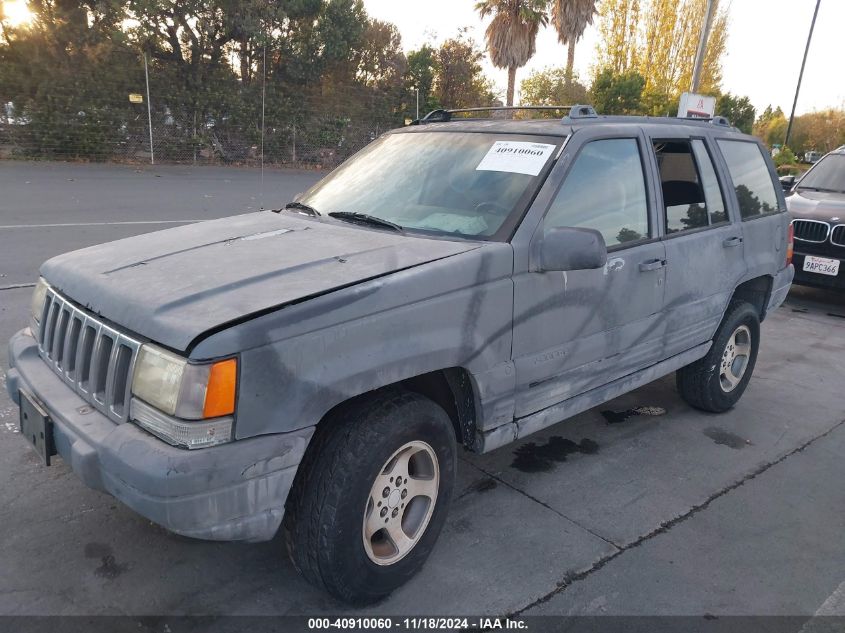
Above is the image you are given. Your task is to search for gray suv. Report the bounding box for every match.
[6,106,794,604]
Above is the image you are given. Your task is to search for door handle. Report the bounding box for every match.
[722,236,743,248]
[639,258,666,272]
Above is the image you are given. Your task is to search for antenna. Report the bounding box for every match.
[260,44,266,211]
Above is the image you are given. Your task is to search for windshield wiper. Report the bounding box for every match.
[279,201,321,216]
[797,186,844,193]
[328,212,403,232]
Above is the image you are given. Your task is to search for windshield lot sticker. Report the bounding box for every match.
[476,141,556,176]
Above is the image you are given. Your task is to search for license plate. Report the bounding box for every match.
[19,390,55,466]
[802,255,840,277]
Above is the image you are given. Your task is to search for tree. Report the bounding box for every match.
[754,105,788,148]
[716,93,755,134]
[355,19,407,90]
[435,32,496,108]
[590,68,645,114]
[593,0,728,113]
[520,66,587,106]
[594,0,641,74]
[405,45,440,117]
[0,0,415,163]
[475,0,548,106]
[549,0,597,93]
[790,109,845,155]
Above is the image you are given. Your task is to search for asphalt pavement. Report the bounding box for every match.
[0,162,843,622]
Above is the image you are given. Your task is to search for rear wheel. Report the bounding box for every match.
[676,301,761,413]
[283,389,456,605]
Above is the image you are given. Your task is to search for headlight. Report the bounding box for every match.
[130,344,237,448]
[30,277,49,333]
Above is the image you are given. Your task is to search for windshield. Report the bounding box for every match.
[297,131,561,240]
[798,154,845,193]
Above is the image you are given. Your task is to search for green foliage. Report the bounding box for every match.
[594,0,728,115]
[475,0,548,105]
[774,146,797,167]
[434,32,496,109]
[520,67,588,106]
[405,45,440,117]
[788,109,845,156]
[0,0,410,163]
[590,68,645,115]
[715,93,755,134]
[753,105,788,148]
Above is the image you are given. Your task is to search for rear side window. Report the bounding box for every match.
[717,140,779,219]
[653,139,727,234]
[544,138,649,247]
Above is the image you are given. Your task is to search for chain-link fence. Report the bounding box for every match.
[0,48,407,168]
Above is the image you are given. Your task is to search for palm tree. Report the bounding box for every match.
[476,0,548,107]
[550,0,598,93]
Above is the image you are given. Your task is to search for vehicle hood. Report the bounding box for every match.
[41,212,481,352]
[787,189,845,222]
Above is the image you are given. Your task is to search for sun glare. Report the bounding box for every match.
[2,0,34,28]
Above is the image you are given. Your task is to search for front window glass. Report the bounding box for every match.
[297,132,560,239]
[717,140,779,218]
[797,154,845,193]
[544,138,649,247]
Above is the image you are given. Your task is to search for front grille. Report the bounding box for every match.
[831,225,845,248]
[792,219,830,243]
[37,288,141,423]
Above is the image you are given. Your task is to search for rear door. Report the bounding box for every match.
[510,128,667,418]
[645,133,747,354]
[714,138,790,283]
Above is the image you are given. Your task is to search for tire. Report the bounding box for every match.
[282,388,456,605]
[676,301,761,413]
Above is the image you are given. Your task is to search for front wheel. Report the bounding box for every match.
[676,301,761,413]
[283,389,456,605]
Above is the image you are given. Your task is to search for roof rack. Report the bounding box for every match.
[414,104,597,124]
[672,115,734,128]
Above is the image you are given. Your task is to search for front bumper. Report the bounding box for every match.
[792,252,845,290]
[6,328,313,542]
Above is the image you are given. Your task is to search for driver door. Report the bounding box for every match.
[511,131,667,418]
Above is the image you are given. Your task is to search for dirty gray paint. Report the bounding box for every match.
[7,116,793,543]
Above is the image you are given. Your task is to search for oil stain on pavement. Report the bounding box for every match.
[703,426,752,449]
[458,476,498,499]
[511,437,599,473]
[84,542,129,579]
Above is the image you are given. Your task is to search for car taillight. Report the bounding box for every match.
[786,222,794,266]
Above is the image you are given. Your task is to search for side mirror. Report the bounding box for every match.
[536,227,608,272]
[779,175,796,192]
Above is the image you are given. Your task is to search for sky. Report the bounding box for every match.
[364,0,843,116]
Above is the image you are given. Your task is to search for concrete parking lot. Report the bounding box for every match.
[1,162,844,620]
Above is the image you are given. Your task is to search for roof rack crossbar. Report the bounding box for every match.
[417,104,594,124]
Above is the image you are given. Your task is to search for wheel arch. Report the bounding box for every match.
[311,367,480,451]
[729,275,774,321]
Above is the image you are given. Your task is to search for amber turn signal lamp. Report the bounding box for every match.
[786,223,794,266]
[203,358,238,418]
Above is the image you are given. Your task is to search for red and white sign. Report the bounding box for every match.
[677,92,716,119]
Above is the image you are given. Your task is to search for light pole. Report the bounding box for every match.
[143,53,154,165]
[691,0,716,92]
[415,87,420,120]
[785,0,821,148]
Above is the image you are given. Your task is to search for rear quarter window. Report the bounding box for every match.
[716,139,780,219]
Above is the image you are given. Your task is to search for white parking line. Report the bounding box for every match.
[0,220,203,229]
[814,581,845,616]
[798,581,845,633]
